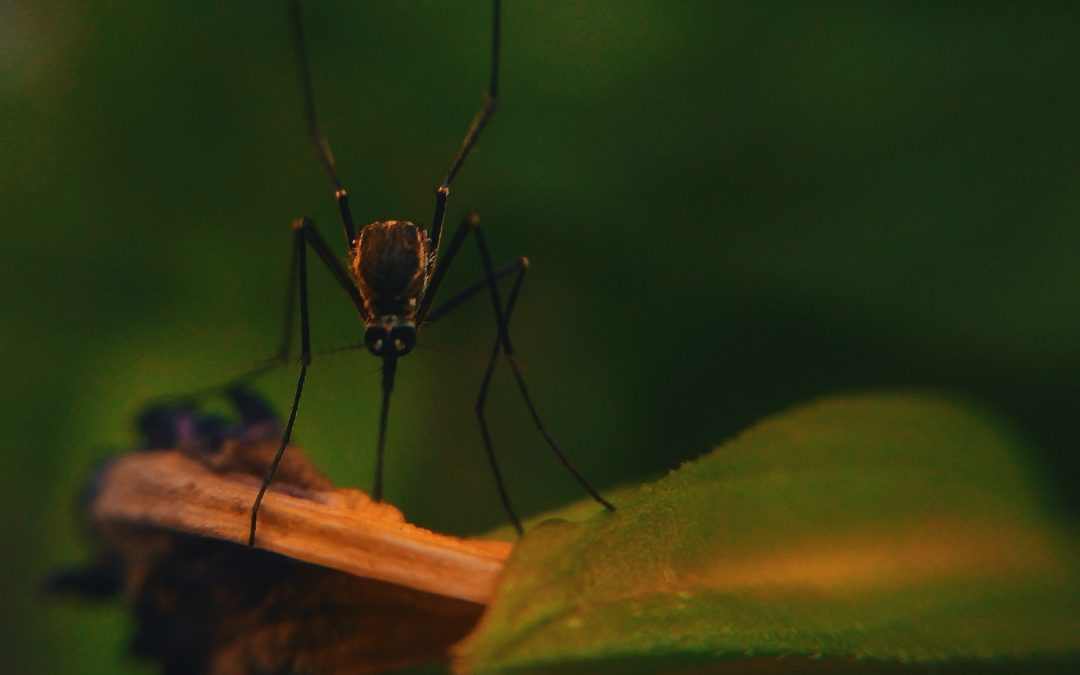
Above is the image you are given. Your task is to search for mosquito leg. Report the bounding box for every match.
[164,218,367,417]
[428,0,501,266]
[421,213,613,526]
[417,214,476,323]
[298,217,369,320]
[443,0,501,188]
[249,219,315,547]
[227,215,368,395]
[276,240,299,361]
[474,259,528,533]
[418,212,524,327]
[288,0,356,245]
[239,235,298,386]
[414,237,530,530]
[469,218,615,514]
[422,258,526,326]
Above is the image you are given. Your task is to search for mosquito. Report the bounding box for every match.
[245,0,614,546]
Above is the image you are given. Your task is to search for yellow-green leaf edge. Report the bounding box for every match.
[456,393,1080,673]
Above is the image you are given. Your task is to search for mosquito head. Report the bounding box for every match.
[364,315,416,357]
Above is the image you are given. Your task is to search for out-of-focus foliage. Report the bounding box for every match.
[3,2,1079,673]
[458,394,1080,673]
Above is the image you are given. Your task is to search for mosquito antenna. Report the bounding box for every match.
[372,352,398,502]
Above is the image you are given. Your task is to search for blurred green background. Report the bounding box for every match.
[3,1,1079,673]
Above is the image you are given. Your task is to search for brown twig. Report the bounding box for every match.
[92,448,512,604]
[60,431,514,674]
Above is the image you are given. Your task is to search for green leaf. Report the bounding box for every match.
[455,393,1080,673]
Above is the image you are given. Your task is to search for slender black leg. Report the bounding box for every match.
[470,220,615,514]
[298,218,369,320]
[289,0,356,245]
[421,252,529,530]
[474,259,528,533]
[249,219,315,547]
[428,0,502,268]
[422,258,526,326]
[152,218,354,406]
[444,0,501,188]
[241,239,300,378]
[225,218,367,393]
[221,240,300,387]
[418,213,523,326]
[419,214,614,530]
[336,190,357,247]
[277,240,299,361]
[417,214,477,324]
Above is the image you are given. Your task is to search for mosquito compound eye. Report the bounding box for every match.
[364,328,387,356]
[389,326,416,356]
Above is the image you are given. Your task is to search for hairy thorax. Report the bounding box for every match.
[351,220,430,317]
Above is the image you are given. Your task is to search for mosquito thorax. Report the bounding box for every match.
[364,315,417,357]
[351,220,430,317]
